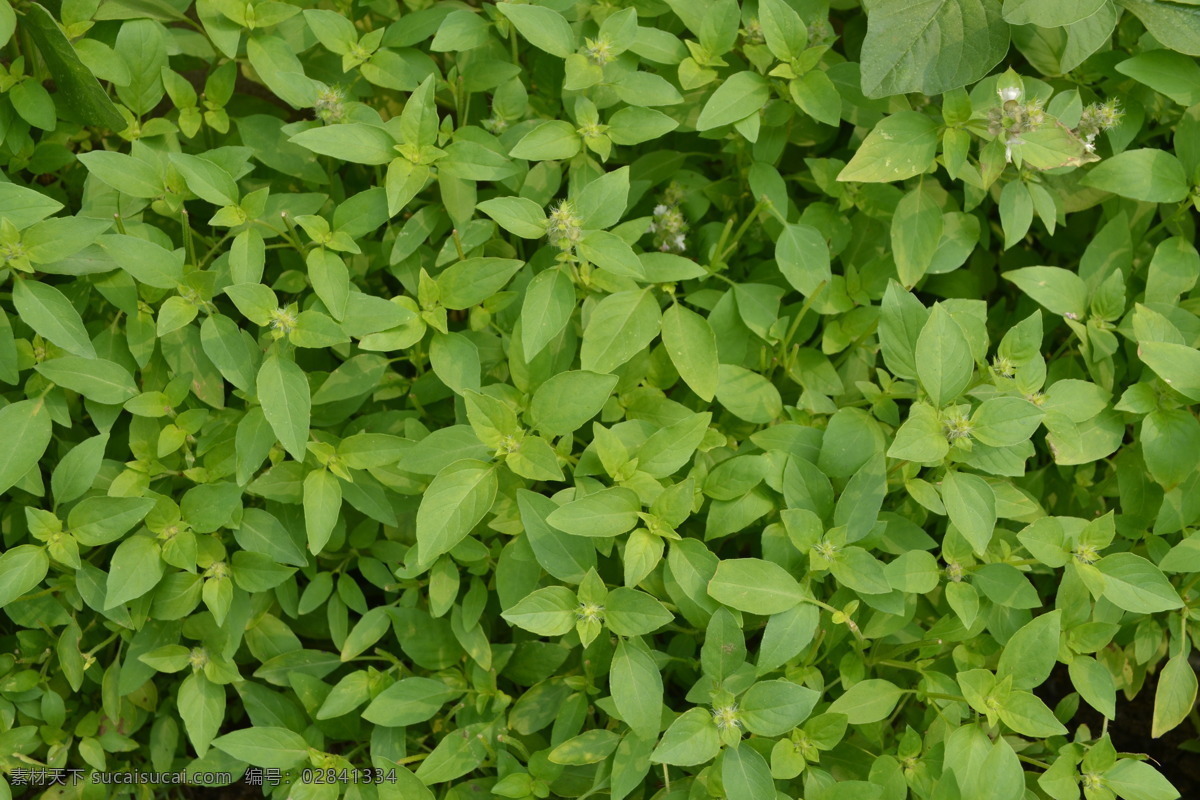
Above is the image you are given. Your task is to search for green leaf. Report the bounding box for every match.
[970,397,1044,447]
[1116,50,1200,107]
[610,638,663,740]
[521,268,576,361]
[547,487,641,537]
[416,460,498,564]
[828,679,904,724]
[495,2,575,57]
[739,680,819,736]
[0,400,53,496]
[1069,656,1116,719]
[0,545,50,607]
[69,496,154,546]
[838,112,940,183]
[715,365,782,424]
[580,289,662,374]
[605,587,674,636]
[860,0,1009,97]
[501,585,578,635]
[707,558,804,615]
[940,471,996,555]
[289,123,398,165]
[1003,266,1087,319]
[638,412,711,477]
[996,610,1060,690]
[661,303,719,402]
[104,535,163,608]
[518,490,596,583]
[477,197,547,238]
[211,727,311,769]
[438,258,524,310]
[303,469,342,555]
[776,223,832,296]
[0,182,62,228]
[509,121,581,160]
[1152,654,1197,738]
[575,167,630,230]
[256,355,311,462]
[696,71,770,130]
[916,304,974,407]
[1115,0,1200,58]
[178,673,224,757]
[1081,149,1190,203]
[1137,342,1200,402]
[650,707,720,766]
[609,106,679,145]
[549,730,622,765]
[1003,0,1104,26]
[530,370,618,437]
[1093,553,1183,613]
[168,153,239,206]
[887,403,949,462]
[1103,759,1181,800]
[21,3,125,129]
[879,281,929,380]
[998,691,1067,737]
[892,184,943,287]
[100,234,186,290]
[363,678,460,726]
[13,279,95,358]
[77,151,163,198]
[722,742,775,800]
[35,356,138,404]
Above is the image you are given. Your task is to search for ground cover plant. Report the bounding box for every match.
[0,0,1199,797]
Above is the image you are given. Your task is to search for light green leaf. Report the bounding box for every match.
[1152,655,1197,738]
[860,0,1009,97]
[696,71,770,130]
[916,304,974,407]
[0,545,50,607]
[828,679,904,724]
[416,460,498,564]
[1080,149,1190,203]
[940,471,996,554]
[838,112,940,183]
[1094,553,1183,613]
[707,558,804,615]
[211,727,311,769]
[661,303,718,402]
[611,638,663,740]
[0,400,53,496]
[495,2,575,57]
[580,289,662,374]
[13,279,95,358]
[256,355,311,461]
[776,223,831,296]
[35,356,138,404]
[547,487,641,537]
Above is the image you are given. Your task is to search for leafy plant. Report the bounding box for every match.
[0,0,1198,798]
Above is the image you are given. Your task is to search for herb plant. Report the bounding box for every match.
[0,0,1198,798]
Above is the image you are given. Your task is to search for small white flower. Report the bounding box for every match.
[998,86,1022,103]
[654,204,669,215]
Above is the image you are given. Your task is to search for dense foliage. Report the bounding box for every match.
[1,0,1199,798]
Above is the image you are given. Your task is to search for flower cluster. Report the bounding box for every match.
[546,200,583,252]
[987,86,1048,162]
[583,36,614,66]
[648,184,688,253]
[314,86,347,124]
[1076,100,1124,150]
